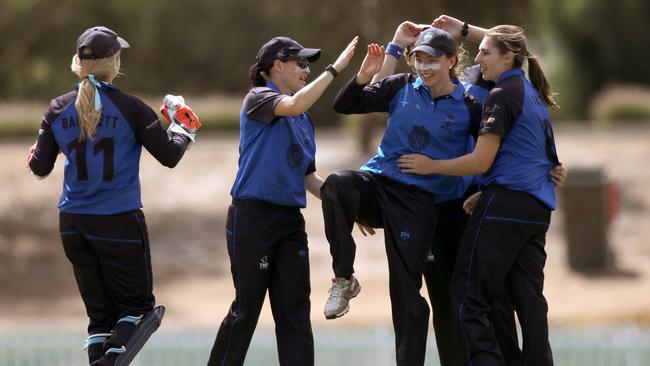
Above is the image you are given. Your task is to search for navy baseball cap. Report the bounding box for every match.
[256,37,321,70]
[77,26,129,60]
[412,28,456,57]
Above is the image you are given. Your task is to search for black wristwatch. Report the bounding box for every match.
[326,64,338,78]
[461,22,469,38]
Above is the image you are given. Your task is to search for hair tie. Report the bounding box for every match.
[87,74,103,111]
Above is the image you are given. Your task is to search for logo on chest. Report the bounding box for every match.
[408,125,430,152]
[287,143,304,169]
[441,113,455,133]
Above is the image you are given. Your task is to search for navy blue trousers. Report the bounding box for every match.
[426,195,522,366]
[208,199,313,366]
[60,210,155,335]
[452,185,553,366]
[321,170,436,366]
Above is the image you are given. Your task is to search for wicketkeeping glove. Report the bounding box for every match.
[160,94,201,142]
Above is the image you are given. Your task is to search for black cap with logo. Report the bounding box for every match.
[256,37,321,70]
[77,26,130,60]
[411,28,456,57]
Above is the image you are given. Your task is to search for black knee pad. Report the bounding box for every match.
[114,305,165,366]
[91,306,165,366]
[84,333,111,365]
[104,315,142,350]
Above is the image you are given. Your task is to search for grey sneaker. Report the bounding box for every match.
[324,276,361,319]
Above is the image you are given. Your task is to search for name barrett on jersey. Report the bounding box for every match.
[61,113,120,129]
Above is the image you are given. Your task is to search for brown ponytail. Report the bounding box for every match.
[486,25,558,109]
[526,55,557,108]
[249,63,267,87]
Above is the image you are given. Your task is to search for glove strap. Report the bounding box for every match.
[168,122,196,142]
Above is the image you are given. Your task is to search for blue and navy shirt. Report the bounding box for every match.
[29,83,190,215]
[334,73,482,203]
[230,81,317,208]
[460,65,496,188]
[479,68,560,209]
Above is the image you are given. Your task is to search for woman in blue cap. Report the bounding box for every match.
[324,26,480,366]
[366,19,566,365]
[27,26,199,365]
[399,17,561,366]
[207,35,358,366]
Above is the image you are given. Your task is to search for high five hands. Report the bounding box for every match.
[355,44,385,85]
[332,36,360,75]
[392,21,425,48]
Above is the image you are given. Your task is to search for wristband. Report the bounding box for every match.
[461,22,469,38]
[385,42,404,60]
[326,64,338,78]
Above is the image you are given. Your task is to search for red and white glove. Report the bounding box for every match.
[160,95,201,141]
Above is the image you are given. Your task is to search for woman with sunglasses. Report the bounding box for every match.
[399,16,561,366]
[207,35,358,366]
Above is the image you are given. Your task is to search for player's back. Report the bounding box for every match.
[48,86,145,214]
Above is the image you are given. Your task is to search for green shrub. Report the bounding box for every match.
[589,84,650,122]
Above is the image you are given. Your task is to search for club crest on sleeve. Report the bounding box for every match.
[483,104,501,115]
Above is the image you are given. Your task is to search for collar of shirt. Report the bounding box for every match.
[265,81,282,94]
[265,80,308,120]
[411,76,464,101]
[496,68,525,84]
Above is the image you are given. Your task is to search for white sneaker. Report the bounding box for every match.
[324,276,361,319]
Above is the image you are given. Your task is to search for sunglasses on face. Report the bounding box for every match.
[285,57,309,69]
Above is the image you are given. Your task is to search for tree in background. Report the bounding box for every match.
[534,0,650,118]
[6,0,647,121]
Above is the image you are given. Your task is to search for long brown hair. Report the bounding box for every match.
[485,25,558,109]
[249,62,268,87]
[70,47,121,141]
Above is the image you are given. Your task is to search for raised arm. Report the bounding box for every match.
[333,44,411,115]
[432,15,487,43]
[371,21,424,83]
[135,99,193,168]
[274,36,359,116]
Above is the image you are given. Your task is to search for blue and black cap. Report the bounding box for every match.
[412,28,456,57]
[77,26,129,60]
[256,37,321,70]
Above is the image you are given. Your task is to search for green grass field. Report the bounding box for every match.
[1,325,649,366]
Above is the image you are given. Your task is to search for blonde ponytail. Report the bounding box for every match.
[70,47,121,141]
